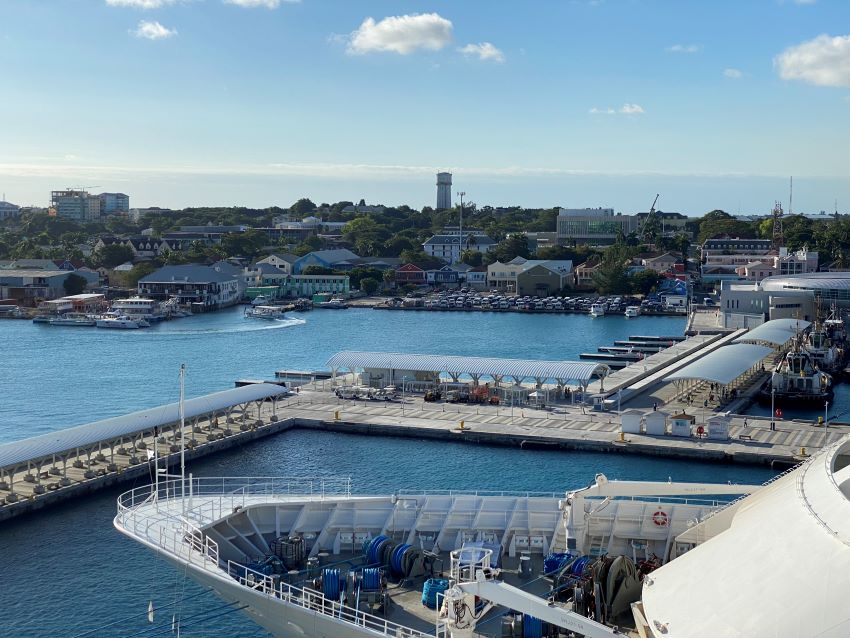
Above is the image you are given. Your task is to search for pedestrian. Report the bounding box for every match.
[703,399,708,408]
[653,402,657,411]
[743,418,748,428]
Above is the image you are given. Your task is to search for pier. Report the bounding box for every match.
[1,321,845,523]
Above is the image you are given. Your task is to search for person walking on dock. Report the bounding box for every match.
[653,402,657,411]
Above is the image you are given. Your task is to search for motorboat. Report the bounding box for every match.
[47,313,96,327]
[624,306,640,318]
[116,439,850,638]
[317,297,350,309]
[590,302,606,317]
[245,305,287,320]
[252,295,271,306]
[95,313,150,329]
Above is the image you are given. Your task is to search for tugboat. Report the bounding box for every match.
[802,319,844,372]
[762,335,832,404]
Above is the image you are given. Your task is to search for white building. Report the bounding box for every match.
[422,232,496,264]
[51,190,102,222]
[0,200,20,220]
[436,172,452,209]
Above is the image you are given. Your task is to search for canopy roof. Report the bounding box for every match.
[732,318,811,347]
[326,351,608,384]
[0,384,288,470]
[667,343,773,385]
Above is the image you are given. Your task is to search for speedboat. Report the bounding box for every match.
[252,295,271,306]
[317,297,350,309]
[245,305,287,320]
[624,306,640,318]
[590,302,606,317]
[115,437,850,638]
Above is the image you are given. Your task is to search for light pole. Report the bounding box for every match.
[617,388,622,416]
[770,387,776,431]
[457,191,466,265]
[402,376,409,416]
[825,400,829,430]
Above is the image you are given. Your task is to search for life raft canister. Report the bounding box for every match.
[652,510,669,527]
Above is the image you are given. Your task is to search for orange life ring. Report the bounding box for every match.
[652,510,669,526]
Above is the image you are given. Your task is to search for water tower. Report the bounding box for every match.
[436,172,452,210]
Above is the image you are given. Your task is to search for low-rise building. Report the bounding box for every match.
[0,269,99,304]
[395,264,426,286]
[719,279,816,327]
[487,257,573,294]
[257,253,298,274]
[292,249,361,274]
[642,253,679,273]
[137,264,241,310]
[574,260,602,289]
[701,237,772,258]
[422,232,496,264]
[0,200,20,220]
[277,275,350,298]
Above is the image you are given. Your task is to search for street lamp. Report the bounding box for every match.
[457,191,466,264]
[770,387,776,431]
[825,400,829,430]
[402,376,409,416]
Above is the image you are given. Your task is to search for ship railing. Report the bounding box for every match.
[226,561,433,638]
[395,489,564,499]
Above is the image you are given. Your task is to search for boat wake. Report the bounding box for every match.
[145,317,307,336]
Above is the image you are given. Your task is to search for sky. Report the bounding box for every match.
[1,0,849,215]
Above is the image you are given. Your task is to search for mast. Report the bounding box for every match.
[179,363,186,515]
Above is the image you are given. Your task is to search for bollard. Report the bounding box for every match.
[334,410,340,421]
[459,420,465,430]
[619,431,625,442]
[801,447,807,456]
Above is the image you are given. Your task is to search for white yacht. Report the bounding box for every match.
[590,302,606,317]
[624,306,640,318]
[252,295,272,307]
[245,305,287,320]
[95,313,150,329]
[111,297,164,321]
[116,440,850,638]
[317,297,350,309]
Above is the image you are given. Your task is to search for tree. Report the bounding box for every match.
[460,250,483,267]
[290,198,316,215]
[488,234,531,263]
[697,210,754,243]
[360,277,379,295]
[93,243,134,268]
[399,249,443,270]
[63,273,88,295]
[630,270,663,296]
[383,269,396,286]
[221,229,267,259]
[592,243,633,294]
[125,262,157,287]
[302,265,335,275]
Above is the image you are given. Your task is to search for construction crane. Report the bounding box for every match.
[637,193,660,244]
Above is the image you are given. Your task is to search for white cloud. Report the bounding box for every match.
[347,13,453,55]
[666,44,700,53]
[590,103,645,115]
[223,0,300,8]
[723,68,743,78]
[133,20,177,40]
[459,42,505,63]
[775,34,850,87]
[106,0,176,8]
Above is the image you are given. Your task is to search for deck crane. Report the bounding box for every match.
[637,193,660,245]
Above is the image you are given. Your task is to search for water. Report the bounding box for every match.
[0,309,777,637]
[0,308,687,442]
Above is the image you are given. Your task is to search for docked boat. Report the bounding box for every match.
[245,305,287,320]
[589,302,606,317]
[47,313,96,327]
[110,297,165,322]
[762,337,832,403]
[116,433,850,638]
[802,321,844,372]
[624,306,640,318]
[317,297,349,309]
[95,313,150,329]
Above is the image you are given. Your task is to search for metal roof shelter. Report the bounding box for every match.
[732,318,811,348]
[667,343,773,386]
[0,384,288,478]
[326,351,609,390]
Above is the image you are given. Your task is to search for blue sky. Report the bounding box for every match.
[1,0,848,215]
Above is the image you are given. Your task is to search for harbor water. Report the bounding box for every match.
[0,308,820,635]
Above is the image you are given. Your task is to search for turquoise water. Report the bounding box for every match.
[0,309,779,637]
[0,307,687,442]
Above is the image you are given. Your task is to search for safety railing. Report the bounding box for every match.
[226,561,433,638]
